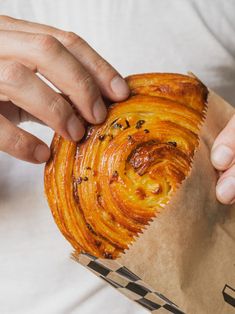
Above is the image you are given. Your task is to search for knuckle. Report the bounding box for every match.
[31,34,61,54]
[59,31,81,48]
[11,131,27,152]
[80,73,95,90]
[78,74,99,99]
[0,62,25,86]
[93,57,111,74]
[48,96,69,124]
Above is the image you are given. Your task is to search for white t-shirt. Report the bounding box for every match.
[0,1,234,313]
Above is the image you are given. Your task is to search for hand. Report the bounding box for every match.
[0,15,129,163]
[211,115,235,204]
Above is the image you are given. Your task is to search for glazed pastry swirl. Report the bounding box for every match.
[44,73,208,259]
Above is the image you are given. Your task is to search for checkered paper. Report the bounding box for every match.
[73,253,185,313]
[222,284,235,308]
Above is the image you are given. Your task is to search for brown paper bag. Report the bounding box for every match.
[74,90,235,314]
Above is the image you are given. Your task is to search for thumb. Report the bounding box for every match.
[211,114,235,171]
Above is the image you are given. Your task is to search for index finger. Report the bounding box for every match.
[0,15,130,101]
[0,29,106,125]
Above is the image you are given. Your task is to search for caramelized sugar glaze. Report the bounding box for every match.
[44,73,208,259]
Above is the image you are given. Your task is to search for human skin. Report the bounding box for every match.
[0,15,129,163]
[211,118,235,204]
[0,16,233,205]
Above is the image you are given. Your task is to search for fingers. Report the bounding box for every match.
[0,30,108,124]
[55,32,130,101]
[211,114,235,205]
[0,114,50,163]
[211,114,235,171]
[0,15,130,100]
[216,164,235,204]
[0,60,84,141]
[0,15,130,119]
[0,15,129,165]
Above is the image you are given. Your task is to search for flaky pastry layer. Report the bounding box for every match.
[44,73,208,259]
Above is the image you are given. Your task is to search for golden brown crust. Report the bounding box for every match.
[44,73,208,259]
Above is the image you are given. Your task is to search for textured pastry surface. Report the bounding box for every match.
[44,73,208,259]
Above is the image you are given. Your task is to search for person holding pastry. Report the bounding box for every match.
[0,1,234,313]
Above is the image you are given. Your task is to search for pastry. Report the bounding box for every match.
[44,73,208,259]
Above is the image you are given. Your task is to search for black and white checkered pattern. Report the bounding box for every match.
[73,252,185,313]
[222,284,235,308]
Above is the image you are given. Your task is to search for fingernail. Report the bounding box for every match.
[34,144,50,163]
[110,76,130,98]
[217,177,235,204]
[211,144,234,169]
[67,115,84,141]
[93,98,107,123]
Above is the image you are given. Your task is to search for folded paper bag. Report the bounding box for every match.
[116,90,235,313]
[45,74,235,313]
